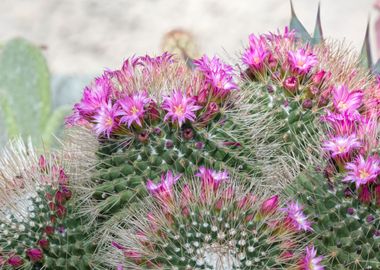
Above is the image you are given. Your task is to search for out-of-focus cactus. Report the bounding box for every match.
[0,139,95,270]
[0,38,71,147]
[102,168,322,270]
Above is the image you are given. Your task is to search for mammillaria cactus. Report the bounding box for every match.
[288,171,380,269]
[238,26,374,162]
[0,139,94,270]
[101,168,322,270]
[65,52,292,237]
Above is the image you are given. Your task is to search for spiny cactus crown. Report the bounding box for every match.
[0,140,95,270]
[103,168,323,270]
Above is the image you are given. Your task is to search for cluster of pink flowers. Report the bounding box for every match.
[322,84,380,205]
[67,53,237,138]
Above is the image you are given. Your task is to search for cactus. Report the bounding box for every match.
[0,139,95,270]
[101,168,322,270]
[0,38,71,147]
[287,171,380,269]
[65,52,293,234]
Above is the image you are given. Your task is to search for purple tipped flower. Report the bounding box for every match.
[146,171,181,204]
[194,55,237,98]
[322,134,361,158]
[117,92,151,127]
[332,85,363,114]
[287,48,318,75]
[281,201,312,232]
[242,34,268,71]
[196,166,229,190]
[299,246,324,270]
[343,155,380,189]
[93,101,120,138]
[260,195,279,215]
[162,90,201,126]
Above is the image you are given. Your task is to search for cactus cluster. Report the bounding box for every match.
[1,4,380,270]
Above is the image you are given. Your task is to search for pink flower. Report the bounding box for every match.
[7,255,24,267]
[26,248,44,262]
[359,185,372,204]
[287,48,318,75]
[343,155,380,189]
[93,101,120,138]
[72,75,111,120]
[332,85,363,114]
[281,201,312,232]
[194,55,237,98]
[322,134,361,158]
[242,34,268,71]
[117,92,151,127]
[321,110,360,136]
[162,90,201,126]
[299,246,324,270]
[196,166,229,191]
[283,76,298,92]
[146,171,181,203]
[260,195,279,215]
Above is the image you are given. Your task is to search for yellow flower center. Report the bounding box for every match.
[337,145,346,153]
[359,169,369,179]
[174,105,185,116]
[337,101,348,110]
[131,105,139,115]
[253,56,261,64]
[105,117,113,128]
[297,59,305,67]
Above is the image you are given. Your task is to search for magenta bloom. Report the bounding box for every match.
[343,155,380,189]
[322,134,361,158]
[242,34,268,71]
[321,110,360,136]
[117,92,151,127]
[162,90,201,126]
[332,85,363,114]
[93,101,120,138]
[260,195,279,214]
[26,248,44,262]
[7,255,24,267]
[299,246,324,270]
[74,75,111,119]
[146,171,181,202]
[196,166,229,191]
[194,55,237,98]
[281,201,312,232]
[287,48,318,75]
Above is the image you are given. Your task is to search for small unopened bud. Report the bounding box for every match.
[26,248,43,262]
[260,195,279,215]
[302,99,313,109]
[283,76,298,93]
[137,131,149,143]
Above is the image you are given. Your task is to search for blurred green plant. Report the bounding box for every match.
[0,38,71,148]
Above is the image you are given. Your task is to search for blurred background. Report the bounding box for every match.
[0,0,378,147]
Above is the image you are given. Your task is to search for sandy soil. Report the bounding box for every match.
[0,0,376,75]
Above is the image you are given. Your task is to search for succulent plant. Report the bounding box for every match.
[0,38,71,148]
[0,139,95,270]
[65,52,294,237]
[287,171,380,269]
[101,168,322,270]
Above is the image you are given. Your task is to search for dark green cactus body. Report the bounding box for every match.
[0,186,95,270]
[287,172,380,269]
[92,114,259,220]
[243,82,321,159]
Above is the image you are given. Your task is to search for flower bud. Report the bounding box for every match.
[260,195,279,215]
[7,255,24,267]
[283,76,298,93]
[26,248,43,262]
